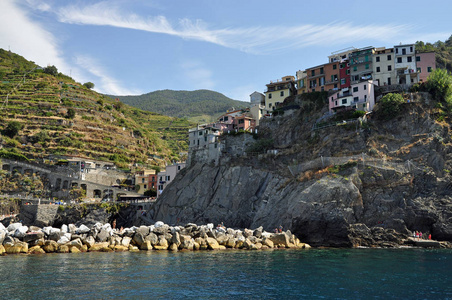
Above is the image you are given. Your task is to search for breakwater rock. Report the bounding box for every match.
[0,221,310,255]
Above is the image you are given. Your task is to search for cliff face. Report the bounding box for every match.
[151,94,452,247]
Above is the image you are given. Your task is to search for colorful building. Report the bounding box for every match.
[328,80,376,113]
[135,169,157,194]
[157,162,186,196]
[306,64,326,92]
[296,70,307,94]
[372,47,395,86]
[394,44,419,85]
[349,46,375,85]
[324,61,340,92]
[264,76,296,111]
[416,52,436,82]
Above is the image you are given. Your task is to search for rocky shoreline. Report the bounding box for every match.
[0,221,310,255]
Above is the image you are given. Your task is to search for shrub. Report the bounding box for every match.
[425,69,452,104]
[2,121,23,138]
[66,108,76,119]
[378,93,405,120]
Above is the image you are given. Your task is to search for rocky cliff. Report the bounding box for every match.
[150,93,452,247]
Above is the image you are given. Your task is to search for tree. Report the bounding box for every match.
[143,189,157,197]
[2,121,23,138]
[66,108,76,119]
[378,93,405,120]
[43,65,58,76]
[83,82,95,89]
[425,69,452,104]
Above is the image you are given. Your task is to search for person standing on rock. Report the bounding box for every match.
[279,225,283,233]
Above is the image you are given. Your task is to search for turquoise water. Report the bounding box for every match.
[1,248,451,299]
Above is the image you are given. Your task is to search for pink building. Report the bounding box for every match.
[329,80,376,113]
[416,52,436,82]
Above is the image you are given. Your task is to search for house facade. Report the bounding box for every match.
[135,169,157,194]
[324,61,340,92]
[157,162,185,196]
[296,70,308,94]
[188,124,221,150]
[373,47,395,86]
[306,64,326,92]
[264,76,295,111]
[394,44,419,85]
[328,80,376,112]
[416,52,436,82]
[350,46,375,85]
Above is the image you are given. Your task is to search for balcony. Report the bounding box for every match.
[325,78,339,85]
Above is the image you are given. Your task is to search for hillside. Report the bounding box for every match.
[110,89,249,123]
[0,49,194,167]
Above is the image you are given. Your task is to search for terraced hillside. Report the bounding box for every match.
[0,49,193,167]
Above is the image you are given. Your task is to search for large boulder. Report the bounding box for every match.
[14,226,29,239]
[136,226,150,237]
[43,240,59,253]
[5,241,28,254]
[96,229,109,243]
[206,237,221,250]
[77,224,90,234]
[7,223,22,233]
[121,237,132,248]
[269,233,291,248]
[0,244,5,255]
[23,232,45,243]
[89,242,110,252]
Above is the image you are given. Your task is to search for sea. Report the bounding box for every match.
[1,248,451,299]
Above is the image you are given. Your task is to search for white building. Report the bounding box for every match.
[157,162,186,196]
[394,44,419,85]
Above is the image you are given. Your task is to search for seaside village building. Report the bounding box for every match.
[264,76,296,112]
[157,162,186,197]
[134,169,157,194]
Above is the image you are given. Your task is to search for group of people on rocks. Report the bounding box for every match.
[414,231,432,240]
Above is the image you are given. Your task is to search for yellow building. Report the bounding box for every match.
[264,76,295,112]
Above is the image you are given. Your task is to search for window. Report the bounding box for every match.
[376,56,380,62]
[342,99,347,104]
[167,176,171,181]
[280,91,284,97]
[402,48,406,55]
[417,67,421,73]
[410,46,413,52]
[335,101,337,106]
[407,56,412,62]
[178,165,181,170]
[364,85,367,90]
[365,55,369,62]
[346,69,350,75]
[416,56,420,62]
[353,86,358,92]
[353,66,357,71]
[387,55,392,61]
[331,97,334,102]
[353,97,359,102]
[397,57,402,63]
[204,136,207,142]
[269,93,272,99]
[365,64,369,69]
[340,64,344,69]
[311,70,315,76]
[388,78,391,85]
[376,67,380,72]
[341,78,346,85]
[428,67,432,72]
[144,184,147,189]
[333,64,337,70]
[334,84,337,88]
[238,119,245,124]
[388,65,392,71]
[320,67,324,74]
[396,48,399,54]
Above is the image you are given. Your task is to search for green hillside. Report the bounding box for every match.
[110,89,250,123]
[0,49,194,168]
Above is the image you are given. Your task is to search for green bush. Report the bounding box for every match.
[378,93,405,120]
[425,69,452,104]
[2,121,23,138]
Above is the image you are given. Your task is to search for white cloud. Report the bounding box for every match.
[180,60,215,90]
[74,55,142,95]
[0,0,70,72]
[46,2,450,55]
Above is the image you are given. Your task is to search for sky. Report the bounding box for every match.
[0,0,450,101]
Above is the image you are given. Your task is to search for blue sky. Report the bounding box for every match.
[1,0,450,101]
